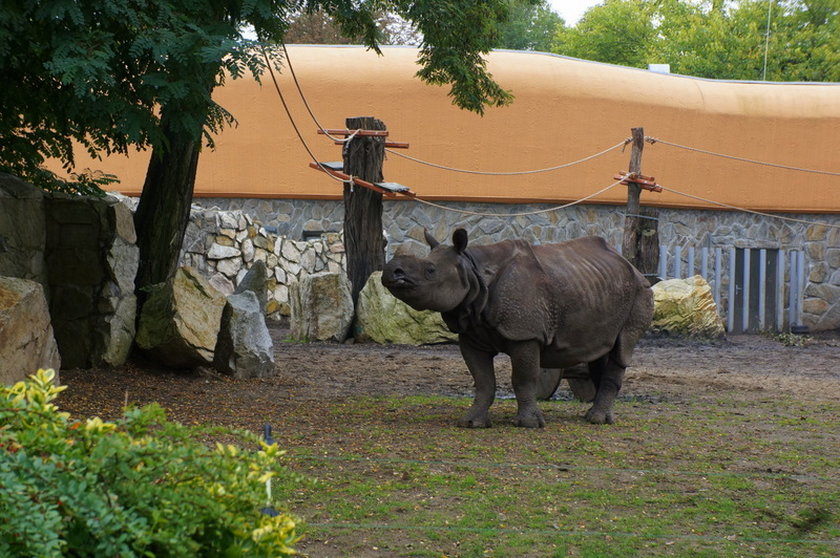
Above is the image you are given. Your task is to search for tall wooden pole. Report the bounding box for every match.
[622,127,659,282]
[342,116,386,310]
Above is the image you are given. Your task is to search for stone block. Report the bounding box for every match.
[97,294,136,367]
[651,276,725,338]
[0,277,61,384]
[0,173,47,285]
[213,291,275,378]
[217,257,243,277]
[208,243,241,260]
[289,272,353,342]
[234,260,268,313]
[108,199,137,243]
[136,267,226,368]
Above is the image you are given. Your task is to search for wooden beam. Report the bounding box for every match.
[317,128,389,137]
[332,140,409,148]
[308,162,396,197]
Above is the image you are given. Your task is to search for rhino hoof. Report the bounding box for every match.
[514,413,546,428]
[585,408,615,425]
[458,416,492,428]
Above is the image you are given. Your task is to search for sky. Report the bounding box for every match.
[549,0,601,26]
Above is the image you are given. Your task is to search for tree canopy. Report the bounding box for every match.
[552,0,840,81]
[1,0,531,292]
[494,0,564,52]
[0,0,518,191]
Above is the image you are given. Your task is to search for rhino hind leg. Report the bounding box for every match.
[585,353,625,425]
[584,290,652,424]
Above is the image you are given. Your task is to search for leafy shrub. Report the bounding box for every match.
[0,369,300,557]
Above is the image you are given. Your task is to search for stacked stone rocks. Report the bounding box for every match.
[0,175,137,371]
[181,207,345,318]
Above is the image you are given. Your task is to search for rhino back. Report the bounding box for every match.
[475,237,649,361]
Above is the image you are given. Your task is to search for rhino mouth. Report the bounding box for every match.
[382,274,415,290]
[382,264,417,290]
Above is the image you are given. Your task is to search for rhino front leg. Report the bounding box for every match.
[585,354,625,425]
[509,340,546,428]
[458,340,496,428]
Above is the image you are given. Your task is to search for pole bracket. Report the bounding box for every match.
[614,171,662,193]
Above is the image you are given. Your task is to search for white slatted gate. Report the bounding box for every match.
[652,246,806,333]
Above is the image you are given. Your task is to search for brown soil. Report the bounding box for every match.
[58,326,840,431]
[54,326,840,557]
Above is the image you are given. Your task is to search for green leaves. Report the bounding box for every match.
[551,1,840,82]
[0,369,301,557]
[2,0,520,192]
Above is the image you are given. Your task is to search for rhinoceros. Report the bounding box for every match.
[381,229,653,428]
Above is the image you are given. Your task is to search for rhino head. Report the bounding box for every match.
[382,228,480,315]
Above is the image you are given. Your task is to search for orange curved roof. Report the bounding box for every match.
[78,45,840,213]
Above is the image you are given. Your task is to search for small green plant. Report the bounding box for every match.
[767,331,812,347]
[0,369,300,557]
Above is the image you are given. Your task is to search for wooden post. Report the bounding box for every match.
[342,116,386,312]
[621,127,660,283]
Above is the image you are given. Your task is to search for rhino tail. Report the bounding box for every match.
[612,287,655,367]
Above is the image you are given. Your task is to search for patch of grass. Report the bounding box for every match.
[269,392,840,557]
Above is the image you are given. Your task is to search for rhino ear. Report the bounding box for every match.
[423,228,440,248]
[453,228,468,253]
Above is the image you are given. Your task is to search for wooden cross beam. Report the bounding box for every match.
[317,128,409,148]
[309,162,416,198]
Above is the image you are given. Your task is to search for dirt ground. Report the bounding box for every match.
[58,326,840,430]
[54,326,840,557]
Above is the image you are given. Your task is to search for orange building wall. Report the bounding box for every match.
[70,45,840,213]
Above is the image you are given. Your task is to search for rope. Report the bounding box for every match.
[282,42,629,175]
[269,45,840,228]
[280,43,362,144]
[261,47,345,184]
[657,184,840,229]
[384,140,628,176]
[411,179,625,217]
[648,136,840,177]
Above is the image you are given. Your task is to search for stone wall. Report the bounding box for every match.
[194,197,840,331]
[180,206,345,317]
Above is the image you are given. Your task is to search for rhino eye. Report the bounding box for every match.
[424,265,436,279]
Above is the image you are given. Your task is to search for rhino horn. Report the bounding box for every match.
[453,228,468,253]
[424,228,440,248]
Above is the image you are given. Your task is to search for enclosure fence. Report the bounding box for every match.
[650,245,807,333]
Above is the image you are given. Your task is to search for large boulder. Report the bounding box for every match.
[0,174,47,286]
[234,260,268,313]
[0,277,61,384]
[289,272,353,342]
[214,291,275,378]
[651,275,726,338]
[44,193,139,368]
[356,271,457,345]
[136,267,226,368]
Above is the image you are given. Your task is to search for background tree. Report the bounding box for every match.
[550,1,840,81]
[284,9,421,45]
[553,0,657,67]
[494,0,564,51]
[0,0,518,299]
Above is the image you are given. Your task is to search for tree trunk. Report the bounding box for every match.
[342,116,386,309]
[133,111,201,298]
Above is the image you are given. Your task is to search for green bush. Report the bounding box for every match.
[0,369,300,557]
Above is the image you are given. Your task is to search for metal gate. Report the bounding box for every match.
[655,246,806,333]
